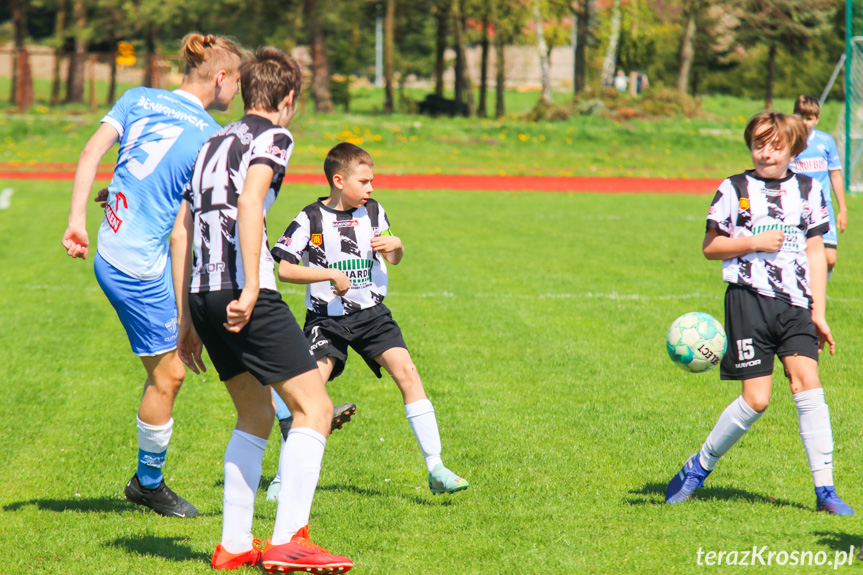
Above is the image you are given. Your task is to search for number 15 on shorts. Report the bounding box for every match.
[736,338,755,360]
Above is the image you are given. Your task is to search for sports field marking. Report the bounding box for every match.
[0,188,13,209]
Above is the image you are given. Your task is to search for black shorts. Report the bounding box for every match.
[189,289,317,385]
[719,284,819,381]
[304,303,407,381]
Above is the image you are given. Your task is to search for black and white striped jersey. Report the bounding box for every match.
[184,114,294,294]
[272,198,391,316]
[706,170,829,309]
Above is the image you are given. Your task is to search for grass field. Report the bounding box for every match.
[3,171,863,573]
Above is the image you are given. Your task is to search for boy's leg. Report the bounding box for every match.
[666,376,768,504]
[825,247,837,277]
[125,351,198,518]
[214,372,273,566]
[375,347,468,494]
[784,354,853,515]
[261,369,352,573]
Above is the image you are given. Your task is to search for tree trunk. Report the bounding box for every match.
[107,41,118,104]
[575,0,589,93]
[677,5,697,94]
[143,28,156,88]
[452,0,473,116]
[434,2,449,97]
[600,0,622,88]
[51,0,66,106]
[533,0,553,104]
[765,43,776,110]
[10,0,29,106]
[65,0,86,104]
[305,0,333,113]
[492,0,505,118]
[384,0,395,113]
[478,10,490,117]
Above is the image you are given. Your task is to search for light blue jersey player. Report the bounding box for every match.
[791,95,849,276]
[62,33,243,519]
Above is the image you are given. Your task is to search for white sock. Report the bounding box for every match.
[794,387,835,487]
[137,416,173,454]
[271,436,285,485]
[405,399,443,472]
[222,430,267,554]
[698,396,763,471]
[271,427,326,545]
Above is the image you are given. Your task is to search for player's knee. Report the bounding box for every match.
[826,250,837,267]
[743,393,770,413]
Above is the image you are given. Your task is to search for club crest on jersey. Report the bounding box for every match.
[739,198,749,210]
[333,220,359,228]
[311,234,323,246]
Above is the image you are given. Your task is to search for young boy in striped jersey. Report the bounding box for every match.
[270,142,469,496]
[790,94,848,279]
[665,112,853,515]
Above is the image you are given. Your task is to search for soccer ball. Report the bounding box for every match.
[666,312,727,373]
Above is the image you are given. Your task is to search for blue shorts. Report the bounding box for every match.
[823,202,838,248]
[94,252,178,356]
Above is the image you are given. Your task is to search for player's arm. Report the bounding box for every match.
[806,234,834,355]
[62,123,119,259]
[278,260,351,296]
[702,227,784,260]
[225,164,272,333]
[371,233,404,265]
[829,169,848,233]
[170,201,206,373]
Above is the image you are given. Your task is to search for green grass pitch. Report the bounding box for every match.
[2,176,863,573]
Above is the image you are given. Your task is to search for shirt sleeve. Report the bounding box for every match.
[249,129,293,176]
[826,135,842,171]
[271,211,310,264]
[101,88,136,138]
[705,178,735,237]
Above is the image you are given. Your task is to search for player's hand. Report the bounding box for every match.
[224,288,258,333]
[61,225,89,259]
[371,235,403,254]
[752,229,784,252]
[813,315,835,355]
[94,187,109,209]
[177,320,207,374]
[330,270,351,296]
[838,207,848,233]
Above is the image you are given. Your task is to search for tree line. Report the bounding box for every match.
[3,0,847,115]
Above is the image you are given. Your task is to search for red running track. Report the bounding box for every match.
[0,163,720,194]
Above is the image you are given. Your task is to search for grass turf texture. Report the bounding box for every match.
[2,177,863,574]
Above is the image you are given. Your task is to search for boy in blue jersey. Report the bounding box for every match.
[790,95,848,278]
[62,33,243,518]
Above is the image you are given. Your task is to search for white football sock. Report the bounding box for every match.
[698,396,763,471]
[271,427,326,545]
[794,387,834,487]
[271,436,285,485]
[222,429,267,554]
[137,416,173,454]
[405,399,443,472]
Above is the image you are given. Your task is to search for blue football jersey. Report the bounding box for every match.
[790,129,841,206]
[97,87,219,280]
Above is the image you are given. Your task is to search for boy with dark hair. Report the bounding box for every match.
[174,48,353,572]
[664,111,853,516]
[791,94,848,278]
[269,142,469,496]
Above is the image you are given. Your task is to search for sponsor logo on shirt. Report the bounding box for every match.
[311,233,323,246]
[266,144,287,160]
[793,158,828,172]
[333,220,359,228]
[330,258,374,287]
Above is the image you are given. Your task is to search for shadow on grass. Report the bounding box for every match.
[106,535,209,563]
[4,496,130,514]
[624,482,808,510]
[812,531,861,554]
[317,482,457,506]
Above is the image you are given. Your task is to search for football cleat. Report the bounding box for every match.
[124,474,199,518]
[666,452,711,504]
[211,539,263,570]
[815,486,855,516]
[266,478,281,503]
[428,464,469,494]
[279,403,357,439]
[260,526,353,574]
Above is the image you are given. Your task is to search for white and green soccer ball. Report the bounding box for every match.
[666,312,727,373]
